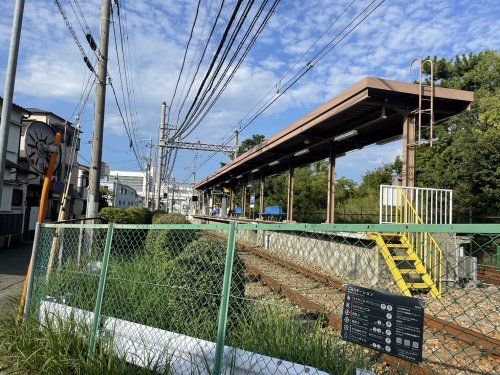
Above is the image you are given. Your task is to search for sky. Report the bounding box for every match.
[1,0,499,186]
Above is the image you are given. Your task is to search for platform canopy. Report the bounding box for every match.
[195,77,473,191]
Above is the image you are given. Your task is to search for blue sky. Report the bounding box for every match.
[1,0,499,186]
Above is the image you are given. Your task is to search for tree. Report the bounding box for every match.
[220,134,266,168]
[238,134,265,155]
[417,50,499,221]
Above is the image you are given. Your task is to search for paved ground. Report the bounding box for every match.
[0,242,32,318]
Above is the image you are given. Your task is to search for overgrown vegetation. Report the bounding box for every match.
[144,212,195,257]
[228,304,378,374]
[0,314,159,374]
[98,207,153,224]
[22,223,379,374]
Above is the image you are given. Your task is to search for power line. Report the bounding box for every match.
[174,0,226,125]
[167,0,202,125]
[180,0,280,139]
[182,0,387,184]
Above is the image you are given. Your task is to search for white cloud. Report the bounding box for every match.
[0,0,498,178]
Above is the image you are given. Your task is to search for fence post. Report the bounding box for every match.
[21,222,42,317]
[213,221,238,374]
[87,222,114,361]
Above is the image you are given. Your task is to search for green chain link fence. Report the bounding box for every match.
[25,222,499,374]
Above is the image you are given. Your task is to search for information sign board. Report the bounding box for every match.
[341,285,425,364]
[249,194,255,208]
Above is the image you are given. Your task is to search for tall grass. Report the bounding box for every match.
[0,313,160,374]
[229,304,378,374]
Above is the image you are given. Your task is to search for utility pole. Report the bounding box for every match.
[155,102,167,210]
[86,0,112,218]
[57,119,81,221]
[0,0,24,206]
[170,177,176,213]
[144,133,153,209]
[233,130,239,159]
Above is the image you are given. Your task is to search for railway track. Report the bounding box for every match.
[478,265,500,286]
[233,240,500,375]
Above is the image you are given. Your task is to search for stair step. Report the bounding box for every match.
[380,233,402,238]
[407,283,430,289]
[392,255,417,261]
[399,269,420,275]
[386,243,408,248]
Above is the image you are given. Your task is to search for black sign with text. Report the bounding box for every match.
[341,285,425,364]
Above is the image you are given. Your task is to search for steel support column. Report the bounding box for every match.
[259,175,265,218]
[242,183,247,217]
[326,145,336,223]
[402,114,416,187]
[229,188,235,210]
[287,160,294,221]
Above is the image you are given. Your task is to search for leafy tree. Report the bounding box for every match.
[238,134,265,155]
[220,134,266,168]
[417,50,499,221]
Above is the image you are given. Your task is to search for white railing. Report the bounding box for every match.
[379,185,453,225]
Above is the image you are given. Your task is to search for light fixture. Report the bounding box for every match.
[268,160,279,166]
[237,175,243,179]
[294,148,309,157]
[376,135,402,146]
[304,138,311,145]
[334,129,358,142]
[251,168,259,173]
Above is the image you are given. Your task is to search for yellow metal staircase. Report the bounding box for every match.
[372,186,443,298]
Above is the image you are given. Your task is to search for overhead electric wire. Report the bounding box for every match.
[177,0,257,135]
[177,0,244,134]
[174,0,226,125]
[173,1,215,121]
[53,0,97,76]
[115,2,143,156]
[181,0,280,139]
[109,79,143,170]
[182,0,387,184]
[167,0,202,125]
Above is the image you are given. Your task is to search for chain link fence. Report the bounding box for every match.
[25,222,499,374]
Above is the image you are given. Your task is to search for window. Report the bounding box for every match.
[11,189,23,206]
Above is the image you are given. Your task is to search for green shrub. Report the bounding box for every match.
[153,213,190,225]
[144,213,195,258]
[125,206,152,224]
[151,209,166,221]
[166,237,245,340]
[98,207,129,223]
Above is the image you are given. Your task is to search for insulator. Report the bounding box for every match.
[84,56,95,73]
[86,34,97,51]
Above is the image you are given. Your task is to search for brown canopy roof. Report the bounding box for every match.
[195,77,473,190]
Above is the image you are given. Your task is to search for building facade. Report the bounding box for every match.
[20,109,83,223]
[0,97,30,244]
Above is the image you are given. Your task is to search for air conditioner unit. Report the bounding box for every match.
[457,256,477,283]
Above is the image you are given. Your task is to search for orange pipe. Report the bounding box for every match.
[37,133,62,223]
[18,133,61,321]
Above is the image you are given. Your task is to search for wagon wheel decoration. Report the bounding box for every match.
[24,121,62,175]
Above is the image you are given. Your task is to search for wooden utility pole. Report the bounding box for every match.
[86,0,112,218]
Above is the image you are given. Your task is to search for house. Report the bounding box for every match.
[0,97,30,245]
[20,109,83,222]
[100,176,140,209]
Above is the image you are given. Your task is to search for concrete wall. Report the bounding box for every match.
[191,216,387,285]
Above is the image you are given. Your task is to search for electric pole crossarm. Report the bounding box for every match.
[161,140,235,156]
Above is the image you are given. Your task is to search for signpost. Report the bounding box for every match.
[341,285,425,364]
